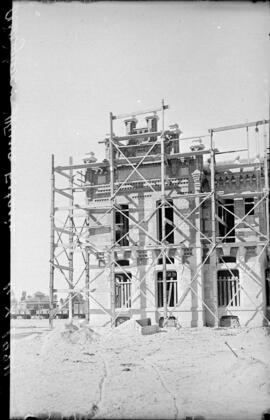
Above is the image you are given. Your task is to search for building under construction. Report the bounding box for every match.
[49,102,270,328]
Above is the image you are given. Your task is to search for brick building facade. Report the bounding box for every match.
[82,115,270,327]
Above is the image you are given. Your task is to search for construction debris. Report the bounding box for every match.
[224,341,239,358]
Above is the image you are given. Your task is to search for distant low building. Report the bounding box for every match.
[12,291,57,318]
[11,290,86,319]
[24,291,51,316]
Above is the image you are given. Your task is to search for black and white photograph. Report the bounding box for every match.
[10,2,270,419]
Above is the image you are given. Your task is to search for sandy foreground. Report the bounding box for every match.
[10,319,270,420]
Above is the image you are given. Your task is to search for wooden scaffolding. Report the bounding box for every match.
[49,101,270,328]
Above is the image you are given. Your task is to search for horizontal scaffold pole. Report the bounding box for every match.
[112,104,169,120]
[55,162,108,171]
[54,168,73,179]
[113,131,162,142]
[215,148,248,155]
[217,191,265,198]
[209,119,269,133]
[114,150,212,166]
[215,162,263,172]
[55,150,213,173]
[52,262,73,271]
[55,227,71,235]
[99,134,209,145]
[54,189,73,200]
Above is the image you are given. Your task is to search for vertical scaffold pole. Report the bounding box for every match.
[210,130,218,326]
[246,126,250,164]
[161,99,167,322]
[109,112,116,326]
[85,169,90,322]
[49,154,55,328]
[85,248,90,322]
[264,120,269,241]
[68,156,74,322]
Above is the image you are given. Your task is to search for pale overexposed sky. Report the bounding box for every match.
[11,1,269,298]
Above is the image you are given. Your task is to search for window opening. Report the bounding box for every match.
[158,257,175,264]
[244,197,255,216]
[115,273,131,309]
[157,200,174,244]
[218,199,235,243]
[157,271,177,308]
[219,256,236,263]
[217,269,240,307]
[115,204,129,246]
[114,259,130,266]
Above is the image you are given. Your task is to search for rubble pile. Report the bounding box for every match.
[40,321,100,362]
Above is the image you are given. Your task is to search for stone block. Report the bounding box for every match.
[219,315,240,328]
[136,317,151,327]
[141,324,159,335]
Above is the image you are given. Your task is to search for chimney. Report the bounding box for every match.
[169,123,182,136]
[145,114,159,132]
[190,138,205,152]
[83,151,97,164]
[124,117,138,135]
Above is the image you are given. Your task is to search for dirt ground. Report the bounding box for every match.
[10,319,270,420]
